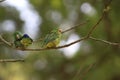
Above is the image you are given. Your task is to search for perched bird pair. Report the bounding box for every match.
[14,31,33,49]
[14,28,62,49]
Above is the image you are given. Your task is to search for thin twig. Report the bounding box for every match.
[62,20,89,33]
[72,65,84,80]
[0,59,25,62]
[89,37,120,47]
[86,0,112,38]
[0,34,12,47]
[86,13,105,38]
[73,63,95,80]
[80,63,95,80]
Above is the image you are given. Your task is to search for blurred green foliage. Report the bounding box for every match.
[0,0,120,80]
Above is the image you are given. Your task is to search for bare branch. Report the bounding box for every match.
[17,37,86,51]
[16,35,120,51]
[0,59,25,62]
[0,35,13,47]
[73,63,95,80]
[86,0,112,38]
[86,13,105,38]
[89,37,120,47]
[80,63,95,79]
[62,20,89,33]
[0,34,13,47]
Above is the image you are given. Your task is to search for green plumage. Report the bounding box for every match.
[41,28,62,48]
[14,31,33,49]
[14,31,22,40]
[14,31,23,48]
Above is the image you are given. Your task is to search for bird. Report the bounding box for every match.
[41,28,62,48]
[13,31,23,48]
[14,32,33,49]
[20,34,33,48]
[14,31,22,40]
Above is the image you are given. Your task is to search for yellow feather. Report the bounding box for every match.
[46,38,60,48]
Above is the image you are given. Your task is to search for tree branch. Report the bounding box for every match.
[86,0,112,38]
[86,13,105,38]
[89,37,120,47]
[73,63,95,80]
[0,59,25,62]
[80,63,95,80]
[0,34,13,47]
[17,37,86,51]
[62,20,89,33]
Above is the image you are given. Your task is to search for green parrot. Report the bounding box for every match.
[14,31,22,40]
[14,32,33,49]
[20,34,33,47]
[41,28,62,48]
[14,31,23,48]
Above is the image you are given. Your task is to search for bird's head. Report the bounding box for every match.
[51,28,62,33]
[14,31,22,39]
[23,34,30,38]
[23,34,33,42]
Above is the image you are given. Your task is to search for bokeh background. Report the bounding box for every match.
[0,0,120,80]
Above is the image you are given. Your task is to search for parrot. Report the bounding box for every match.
[14,32,33,49]
[13,31,23,48]
[14,31,22,40]
[41,28,62,48]
[20,34,33,47]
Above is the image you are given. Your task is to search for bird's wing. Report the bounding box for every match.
[41,32,58,47]
[14,39,23,48]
